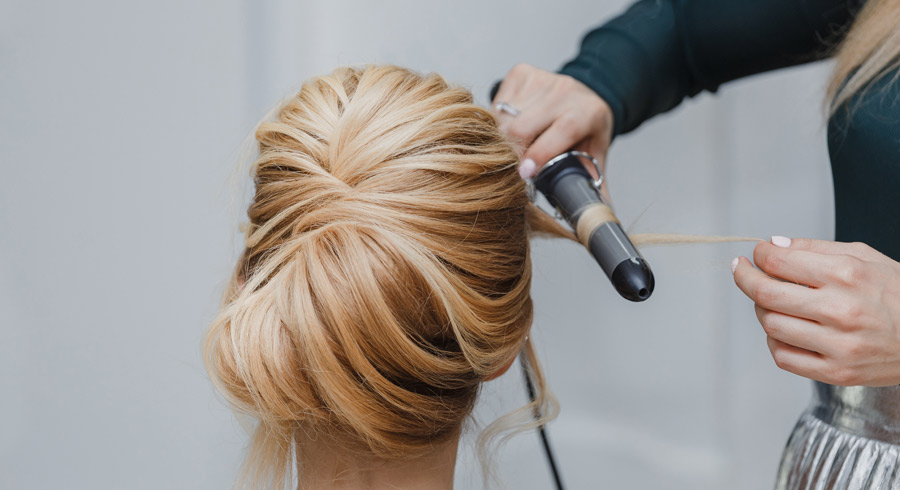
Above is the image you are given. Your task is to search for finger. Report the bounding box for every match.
[755,305,832,355]
[490,90,522,128]
[503,99,560,150]
[766,335,832,382]
[491,66,528,107]
[752,240,833,288]
[523,115,591,170]
[492,103,522,129]
[784,237,889,264]
[732,256,832,322]
[491,81,513,109]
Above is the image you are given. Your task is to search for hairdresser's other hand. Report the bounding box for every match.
[732,237,900,386]
[492,64,613,187]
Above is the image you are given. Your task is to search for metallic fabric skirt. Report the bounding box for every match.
[775,382,900,489]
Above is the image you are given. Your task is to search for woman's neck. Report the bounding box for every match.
[296,436,459,490]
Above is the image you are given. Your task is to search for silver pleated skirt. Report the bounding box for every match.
[775,382,900,489]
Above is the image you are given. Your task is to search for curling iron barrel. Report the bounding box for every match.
[533,152,655,302]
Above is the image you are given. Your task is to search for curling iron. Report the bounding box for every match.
[532,151,654,301]
[490,84,655,302]
[490,79,656,490]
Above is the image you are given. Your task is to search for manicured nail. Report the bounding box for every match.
[771,236,791,248]
[731,257,739,274]
[519,158,537,180]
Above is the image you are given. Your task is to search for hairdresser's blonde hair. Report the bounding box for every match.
[205,65,567,489]
[828,0,900,113]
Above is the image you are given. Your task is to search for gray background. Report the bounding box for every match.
[1,0,832,488]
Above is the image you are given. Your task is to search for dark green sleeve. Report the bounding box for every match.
[559,0,863,136]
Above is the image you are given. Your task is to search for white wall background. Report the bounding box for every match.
[1,0,833,489]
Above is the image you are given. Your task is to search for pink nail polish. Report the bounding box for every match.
[519,158,536,180]
[771,236,792,248]
[731,257,739,274]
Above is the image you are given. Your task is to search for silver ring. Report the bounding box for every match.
[494,101,520,117]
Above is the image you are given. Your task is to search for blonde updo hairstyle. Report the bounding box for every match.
[205,65,566,488]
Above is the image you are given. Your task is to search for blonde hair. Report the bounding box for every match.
[204,65,566,489]
[828,0,900,113]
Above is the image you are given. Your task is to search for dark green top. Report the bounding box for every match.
[559,0,900,261]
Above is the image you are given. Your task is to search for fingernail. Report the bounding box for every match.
[731,257,739,274]
[519,158,536,180]
[771,236,792,248]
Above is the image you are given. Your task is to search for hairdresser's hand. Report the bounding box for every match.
[732,237,900,386]
[492,64,613,188]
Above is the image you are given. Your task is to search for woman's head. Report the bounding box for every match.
[206,65,560,487]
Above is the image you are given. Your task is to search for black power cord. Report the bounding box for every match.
[521,359,565,490]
